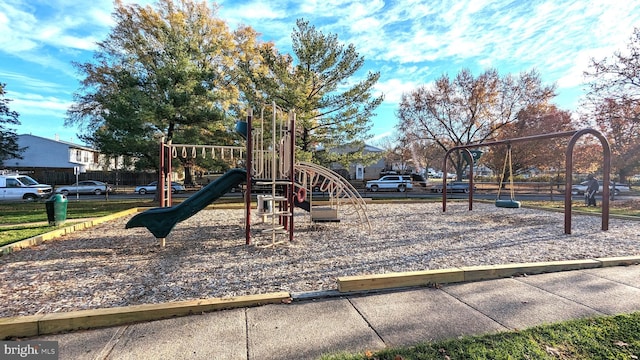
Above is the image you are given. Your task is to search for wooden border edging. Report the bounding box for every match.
[337,256,640,293]
[459,259,601,282]
[1,208,142,256]
[596,256,640,267]
[337,269,465,292]
[0,292,291,339]
[3,258,640,339]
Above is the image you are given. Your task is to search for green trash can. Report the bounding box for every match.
[45,194,68,226]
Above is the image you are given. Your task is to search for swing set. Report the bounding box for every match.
[495,143,521,209]
[441,128,612,234]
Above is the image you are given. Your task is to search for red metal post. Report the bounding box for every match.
[159,138,165,207]
[245,109,253,245]
[166,142,172,206]
[442,148,474,212]
[565,129,611,234]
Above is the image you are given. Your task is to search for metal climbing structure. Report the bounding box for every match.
[243,104,296,246]
[242,102,371,246]
[295,162,370,231]
[157,139,244,208]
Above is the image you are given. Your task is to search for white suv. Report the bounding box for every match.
[366,175,413,192]
[0,173,53,201]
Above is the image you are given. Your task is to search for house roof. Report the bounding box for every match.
[19,134,95,151]
[363,144,384,152]
[323,143,384,154]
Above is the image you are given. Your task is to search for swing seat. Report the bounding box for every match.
[495,199,521,208]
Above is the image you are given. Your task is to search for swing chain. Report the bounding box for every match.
[496,143,516,201]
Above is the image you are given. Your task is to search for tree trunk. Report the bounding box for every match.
[301,128,309,152]
[184,165,194,186]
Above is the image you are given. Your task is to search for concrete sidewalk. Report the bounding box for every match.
[16,264,640,360]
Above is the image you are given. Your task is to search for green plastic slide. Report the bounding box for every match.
[126,168,247,238]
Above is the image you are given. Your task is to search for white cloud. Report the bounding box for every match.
[0,0,115,59]
[0,72,67,93]
[369,130,394,143]
[0,2,39,52]
[375,78,420,104]
[215,0,639,112]
[89,6,117,28]
[8,91,71,117]
[219,0,286,24]
[350,17,381,34]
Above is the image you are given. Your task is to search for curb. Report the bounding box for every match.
[2,256,639,340]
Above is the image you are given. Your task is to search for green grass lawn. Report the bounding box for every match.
[0,199,157,246]
[0,199,156,225]
[321,312,640,360]
[0,197,248,246]
[525,199,640,217]
[0,224,57,247]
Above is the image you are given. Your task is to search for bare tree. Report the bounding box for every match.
[583,28,640,181]
[397,68,555,179]
[584,28,640,120]
[482,105,575,178]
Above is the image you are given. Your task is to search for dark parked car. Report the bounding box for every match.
[430,181,475,193]
[410,174,427,187]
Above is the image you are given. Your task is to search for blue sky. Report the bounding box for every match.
[1,0,639,146]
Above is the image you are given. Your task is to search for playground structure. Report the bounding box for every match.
[126,103,370,246]
[441,128,611,234]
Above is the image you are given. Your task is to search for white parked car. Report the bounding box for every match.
[571,180,630,196]
[0,174,53,201]
[56,180,112,195]
[366,175,413,192]
[432,171,456,179]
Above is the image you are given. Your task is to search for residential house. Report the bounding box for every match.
[4,134,133,184]
[326,144,385,180]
